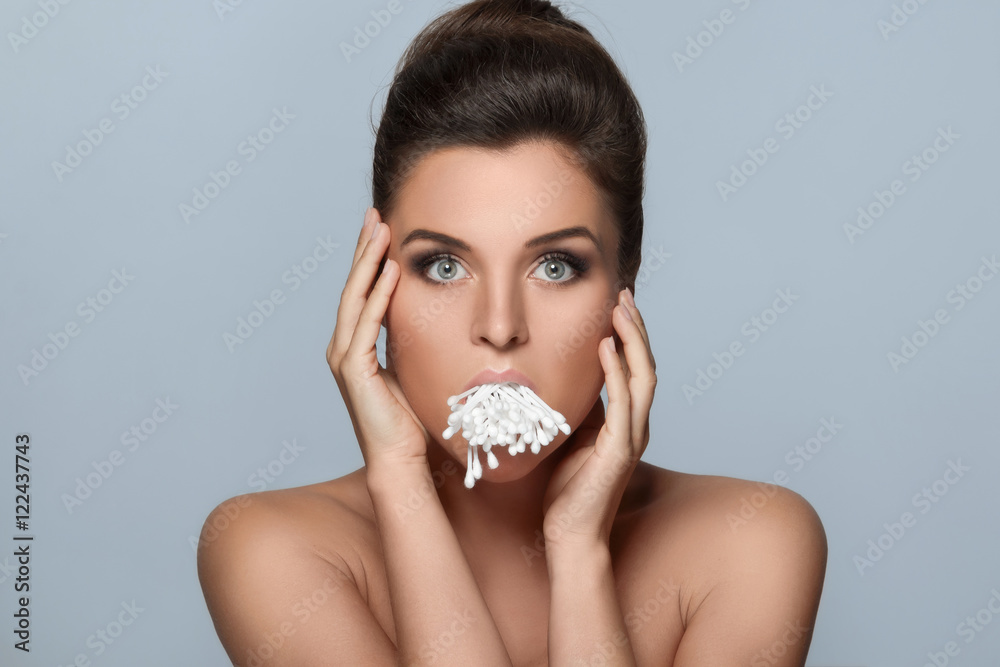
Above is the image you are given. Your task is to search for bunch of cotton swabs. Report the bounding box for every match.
[442,382,572,489]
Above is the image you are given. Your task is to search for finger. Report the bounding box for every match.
[342,256,400,380]
[619,289,654,372]
[596,332,631,465]
[328,213,389,368]
[613,304,656,456]
[331,208,377,365]
[351,207,377,269]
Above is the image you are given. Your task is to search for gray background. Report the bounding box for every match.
[2,0,998,665]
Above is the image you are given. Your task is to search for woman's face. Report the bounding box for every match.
[383,140,621,482]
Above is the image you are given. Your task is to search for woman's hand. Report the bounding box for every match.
[541,287,657,549]
[327,208,431,471]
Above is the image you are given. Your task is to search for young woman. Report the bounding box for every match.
[197,1,827,665]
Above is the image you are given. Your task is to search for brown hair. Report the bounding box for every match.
[371,0,647,291]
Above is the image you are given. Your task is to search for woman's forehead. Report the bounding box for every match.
[392,142,617,250]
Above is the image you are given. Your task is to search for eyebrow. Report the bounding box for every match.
[400,225,603,253]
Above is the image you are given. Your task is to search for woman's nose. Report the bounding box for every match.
[471,282,528,348]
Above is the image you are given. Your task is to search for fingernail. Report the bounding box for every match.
[624,287,635,308]
[370,221,381,241]
[619,304,633,321]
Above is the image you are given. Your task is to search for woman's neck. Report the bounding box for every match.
[425,436,577,547]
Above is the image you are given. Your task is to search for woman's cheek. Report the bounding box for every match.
[546,298,614,419]
[385,276,425,337]
[553,296,616,366]
[385,283,463,368]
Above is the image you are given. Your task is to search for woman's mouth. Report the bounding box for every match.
[461,368,538,394]
[443,381,571,488]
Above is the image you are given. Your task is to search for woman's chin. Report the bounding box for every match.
[453,435,571,486]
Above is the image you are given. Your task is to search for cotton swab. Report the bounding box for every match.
[442,381,572,489]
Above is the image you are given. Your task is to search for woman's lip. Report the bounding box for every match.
[462,368,538,394]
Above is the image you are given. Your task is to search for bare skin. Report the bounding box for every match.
[197,142,827,666]
[199,466,825,666]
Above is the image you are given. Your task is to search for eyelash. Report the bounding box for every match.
[410,250,590,287]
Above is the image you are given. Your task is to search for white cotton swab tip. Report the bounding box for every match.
[442,381,571,489]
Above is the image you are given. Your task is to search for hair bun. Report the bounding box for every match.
[461,0,571,28]
[374,0,647,292]
[397,0,583,70]
[514,0,565,20]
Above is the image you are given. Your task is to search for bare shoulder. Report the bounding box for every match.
[626,464,828,665]
[197,467,378,593]
[642,465,826,545]
[619,463,827,588]
[196,468,395,666]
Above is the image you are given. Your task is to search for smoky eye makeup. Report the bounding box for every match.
[408,248,592,286]
[409,250,462,281]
